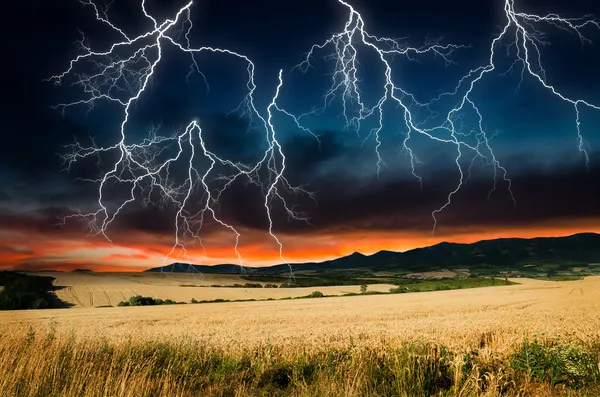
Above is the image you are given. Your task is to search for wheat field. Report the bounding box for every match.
[3,276,600,352]
[2,276,600,396]
[35,271,395,308]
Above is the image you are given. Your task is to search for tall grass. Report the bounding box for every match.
[1,329,599,396]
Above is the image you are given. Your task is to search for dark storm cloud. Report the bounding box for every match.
[199,113,268,163]
[2,100,597,242]
[91,151,599,239]
[3,0,600,251]
[0,72,90,182]
[212,152,600,234]
[110,206,180,236]
[0,188,10,202]
[0,206,80,235]
[283,131,346,180]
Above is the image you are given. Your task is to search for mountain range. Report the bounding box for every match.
[145,233,600,276]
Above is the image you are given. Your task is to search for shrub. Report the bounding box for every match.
[243,283,263,288]
[509,339,600,388]
[0,272,57,310]
[360,284,368,294]
[117,295,185,307]
[128,296,156,306]
[307,291,324,298]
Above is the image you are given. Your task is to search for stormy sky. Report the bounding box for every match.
[1,0,599,271]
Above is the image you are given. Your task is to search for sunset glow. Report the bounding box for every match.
[2,218,598,272]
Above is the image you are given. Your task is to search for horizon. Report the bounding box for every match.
[8,230,598,273]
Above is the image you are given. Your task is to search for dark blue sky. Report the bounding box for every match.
[1,0,599,269]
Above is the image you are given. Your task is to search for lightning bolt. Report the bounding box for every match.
[50,0,311,273]
[293,0,598,235]
[51,0,598,270]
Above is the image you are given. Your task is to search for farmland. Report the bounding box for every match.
[29,271,396,308]
[1,275,600,395]
[3,276,599,350]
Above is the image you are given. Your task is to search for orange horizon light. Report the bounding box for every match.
[1,219,598,272]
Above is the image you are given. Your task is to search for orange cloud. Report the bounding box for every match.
[1,217,598,272]
[102,253,151,261]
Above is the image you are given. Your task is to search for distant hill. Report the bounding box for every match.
[71,269,93,273]
[145,233,600,276]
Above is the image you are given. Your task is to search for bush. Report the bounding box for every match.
[0,272,57,310]
[129,296,157,306]
[389,286,410,294]
[117,295,185,307]
[307,291,324,298]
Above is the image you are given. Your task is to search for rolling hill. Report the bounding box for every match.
[145,233,600,277]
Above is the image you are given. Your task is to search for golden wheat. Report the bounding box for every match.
[34,271,395,308]
[2,276,600,396]
[1,276,600,354]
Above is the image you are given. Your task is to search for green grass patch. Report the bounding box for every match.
[389,277,516,294]
[509,338,600,388]
[540,275,584,281]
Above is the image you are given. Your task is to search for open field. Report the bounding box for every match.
[2,276,600,396]
[2,276,599,351]
[33,272,396,308]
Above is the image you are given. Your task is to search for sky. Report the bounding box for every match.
[1,0,600,271]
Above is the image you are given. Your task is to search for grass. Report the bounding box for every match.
[181,283,267,288]
[540,275,584,281]
[509,338,600,388]
[189,291,323,305]
[389,277,516,293]
[1,330,599,396]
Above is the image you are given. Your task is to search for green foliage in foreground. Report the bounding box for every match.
[117,295,186,307]
[0,271,59,310]
[509,338,600,388]
[6,332,600,396]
